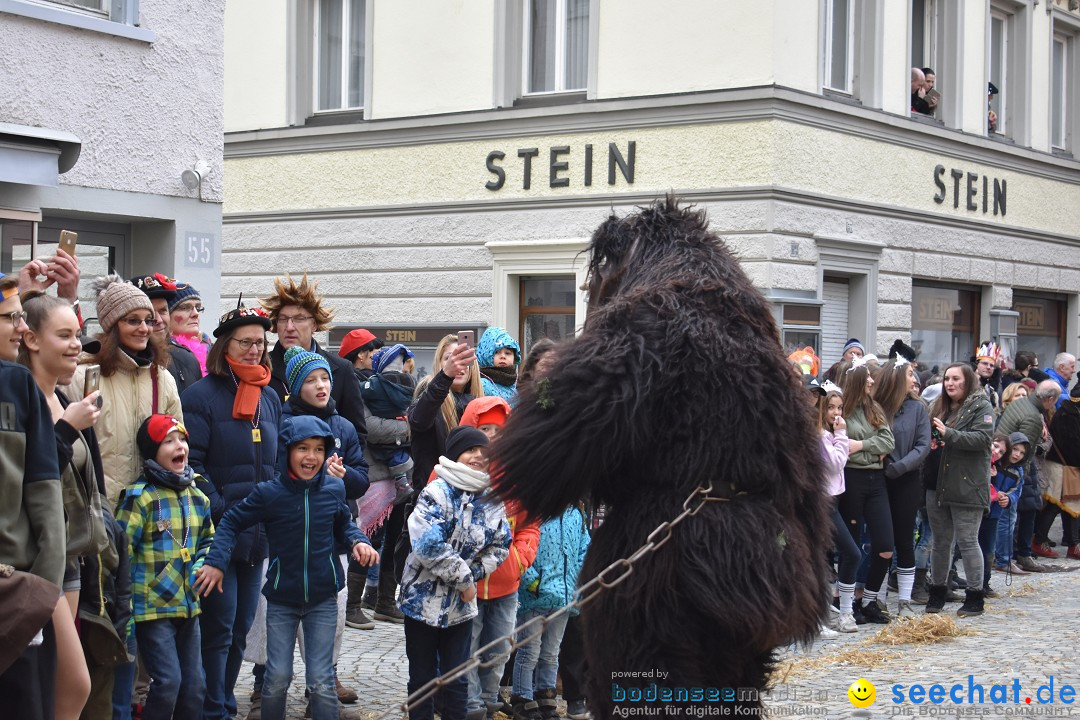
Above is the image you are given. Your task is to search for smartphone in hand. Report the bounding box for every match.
[83,364,101,399]
[457,330,475,348]
[58,230,78,258]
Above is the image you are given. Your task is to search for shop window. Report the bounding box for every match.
[314,0,368,113]
[524,0,589,95]
[519,275,575,355]
[780,304,822,356]
[822,0,854,94]
[1013,294,1067,371]
[910,283,981,374]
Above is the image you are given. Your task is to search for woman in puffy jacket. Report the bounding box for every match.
[923,362,993,618]
[180,305,280,720]
[65,276,183,506]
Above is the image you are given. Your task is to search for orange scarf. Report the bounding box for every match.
[225,355,271,420]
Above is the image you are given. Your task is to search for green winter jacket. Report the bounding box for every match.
[843,407,895,470]
[996,393,1046,473]
[934,393,994,510]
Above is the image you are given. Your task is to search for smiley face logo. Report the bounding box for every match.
[848,678,876,708]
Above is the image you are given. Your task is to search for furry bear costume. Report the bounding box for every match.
[492,197,831,716]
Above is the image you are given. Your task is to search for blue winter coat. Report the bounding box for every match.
[280,398,369,501]
[204,415,369,606]
[476,327,521,401]
[990,465,1024,519]
[1045,368,1072,409]
[519,506,590,615]
[181,373,280,565]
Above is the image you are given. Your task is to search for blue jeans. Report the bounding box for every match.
[200,559,263,719]
[135,617,205,720]
[112,628,137,720]
[262,598,338,720]
[995,504,1018,566]
[512,610,570,700]
[404,616,472,720]
[467,594,518,713]
[914,506,933,570]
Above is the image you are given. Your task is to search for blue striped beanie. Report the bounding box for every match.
[284,346,333,397]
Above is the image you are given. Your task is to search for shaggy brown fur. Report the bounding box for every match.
[492,197,831,716]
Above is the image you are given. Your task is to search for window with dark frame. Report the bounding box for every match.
[518,275,576,356]
[910,283,981,374]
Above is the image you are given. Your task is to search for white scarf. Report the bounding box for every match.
[434,456,490,493]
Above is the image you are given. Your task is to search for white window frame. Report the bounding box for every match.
[312,0,370,114]
[822,0,855,95]
[1051,11,1080,155]
[30,0,106,18]
[911,0,938,71]
[1052,32,1069,150]
[521,0,589,96]
[0,0,151,41]
[486,238,589,336]
[989,8,1009,136]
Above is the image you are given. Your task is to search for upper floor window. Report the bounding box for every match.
[524,0,589,95]
[989,9,1009,135]
[314,0,367,112]
[822,0,853,94]
[1052,33,1069,150]
[4,0,151,41]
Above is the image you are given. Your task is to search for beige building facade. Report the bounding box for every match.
[224,0,1080,376]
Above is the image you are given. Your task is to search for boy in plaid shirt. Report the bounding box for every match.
[116,414,214,720]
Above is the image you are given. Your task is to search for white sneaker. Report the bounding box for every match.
[818,624,840,638]
[836,612,858,633]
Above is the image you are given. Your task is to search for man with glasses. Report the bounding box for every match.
[131,274,202,395]
[260,274,367,446]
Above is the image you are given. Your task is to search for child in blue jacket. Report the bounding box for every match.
[512,503,591,720]
[994,432,1029,572]
[476,327,522,402]
[195,415,379,720]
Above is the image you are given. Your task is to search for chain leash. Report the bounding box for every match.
[375,482,729,720]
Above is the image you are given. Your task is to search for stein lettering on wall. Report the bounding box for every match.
[485,141,636,191]
[932,164,1007,217]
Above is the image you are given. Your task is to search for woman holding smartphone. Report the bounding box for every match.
[65,276,183,506]
[19,290,102,720]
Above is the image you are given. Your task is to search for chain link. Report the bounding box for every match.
[375,481,729,720]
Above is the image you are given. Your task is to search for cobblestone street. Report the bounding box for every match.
[231,545,1080,720]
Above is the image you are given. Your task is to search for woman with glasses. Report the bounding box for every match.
[168,283,211,378]
[179,305,280,720]
[65,276,183,506]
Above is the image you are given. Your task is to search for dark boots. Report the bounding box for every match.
[344,573,375,630]
[534,689,559,720]
[360,584,378,610]
[373,562,405,623]
[910,568,929,605]
[956,589,985,618]
[925,584,947,614]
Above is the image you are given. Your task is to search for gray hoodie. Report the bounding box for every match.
[885,396,932,480]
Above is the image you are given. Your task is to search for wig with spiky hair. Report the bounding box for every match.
[259,273,335,332]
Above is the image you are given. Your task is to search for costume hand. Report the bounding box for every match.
[17,259,54,293]
[351,542,379,567]
[442,342,475,380]
[461,584,477,603]
[49,250,80,301]
[62,392,101,431]
[325,453,345,479]
[193,565,224,596]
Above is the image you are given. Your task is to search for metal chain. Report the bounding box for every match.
[375,482,729,720]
